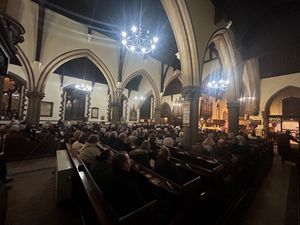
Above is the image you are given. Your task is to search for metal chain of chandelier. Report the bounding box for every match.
[120,0,158,54]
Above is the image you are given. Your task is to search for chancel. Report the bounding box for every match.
[0,0,300,224]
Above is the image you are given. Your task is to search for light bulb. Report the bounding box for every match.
[141,48,146,53]
[153,37,158,43]
[131,26,137,33]
[121,31,127,37]
[151,45,156,50]
[130,46,135,51]
[121,39,127,45]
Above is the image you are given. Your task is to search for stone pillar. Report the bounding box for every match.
[227,102,240,134]
[154,107,161,125]
[182,86,201,150]
[111,102,121,126]
[262,110,269,138]
[0,76,4,116]
[111,88,123,126]
[26,90,44,125]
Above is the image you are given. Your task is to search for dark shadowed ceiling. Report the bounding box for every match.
[124,75,143,91]
[32,0,300,79]
[212,0,300,78]
[34,0,180,69]
[54,57,108,84]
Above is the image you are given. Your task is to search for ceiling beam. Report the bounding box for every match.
[35,4,45,62]
[160,62,169,92]
[118,47,126,82]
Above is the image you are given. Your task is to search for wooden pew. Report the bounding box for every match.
[66,143,159,225]
[101,144,207,207]
[2,133,59,161]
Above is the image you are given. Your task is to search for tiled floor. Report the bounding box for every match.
[5,157,82,225]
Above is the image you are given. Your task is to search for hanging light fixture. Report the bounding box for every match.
[121,0,158,54]
[239,96,256,102]
[75,57,92,92]
[207,79,230,90]
[134,96,145,101]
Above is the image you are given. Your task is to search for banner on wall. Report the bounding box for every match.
[183,101,190,127]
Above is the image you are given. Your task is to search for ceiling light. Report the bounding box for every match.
[120,0,158,55]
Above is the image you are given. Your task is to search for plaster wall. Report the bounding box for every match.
[42,73,110,121]
[269,88,300,115]
[260,72,300,114]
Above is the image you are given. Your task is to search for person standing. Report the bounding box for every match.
[277,130,299,162]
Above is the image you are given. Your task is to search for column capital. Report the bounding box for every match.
[182,86,201,100]
[115,87,124,94]
[227,102,240,109]
[26,90,44,99]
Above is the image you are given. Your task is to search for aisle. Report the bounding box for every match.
[5,157,83,225]
[239,155,293,225]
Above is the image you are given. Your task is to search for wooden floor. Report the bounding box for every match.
[5,157,83,225]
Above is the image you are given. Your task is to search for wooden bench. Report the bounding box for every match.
[2,133,59,161]
[66,143,159,225]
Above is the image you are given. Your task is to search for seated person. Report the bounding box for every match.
[89,149,114,192]
[79,134,101,166]
[107,151,145,216]
[113,132,131,152]
[190,144,211,157]
[72,134,88,154]
[129,140,150,167]
[70,130,82,145]
[163,135,174,147]
[211,139,233,161]
[154,146,182,184]
[202,133,215,151]
[148,134,159,159]
[175,131,184,146]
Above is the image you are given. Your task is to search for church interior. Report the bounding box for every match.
[0,0,300,224]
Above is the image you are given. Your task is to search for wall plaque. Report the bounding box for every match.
[183,101,190,127]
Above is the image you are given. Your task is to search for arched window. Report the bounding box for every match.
[64,86,87,121]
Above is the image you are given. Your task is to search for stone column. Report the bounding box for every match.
[26,90,44,125]
[154,107,161,125]
[227,102,240,134]
[0,76,5,116]
[111,88,123,126]
[262,110,269,138]
[111,102,121,125]
[182,86,201,150]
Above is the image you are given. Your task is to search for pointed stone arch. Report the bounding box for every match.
[122,69,160,106]
[207,29,244,104]
[37,49,117,100]
[265,85,300,113]
[15,45,35,91]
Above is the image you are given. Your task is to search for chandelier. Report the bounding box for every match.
[239,96,255,102]
[134,96,145,101]
[75,84,92,92]
[121,0,158,54]
[75,57,92,92]
[207,79,230,90]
